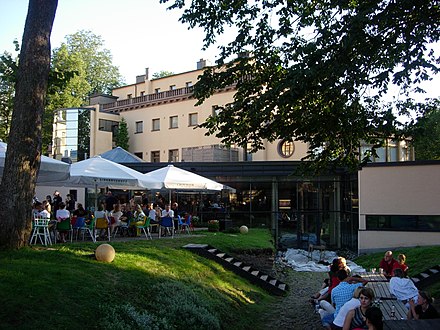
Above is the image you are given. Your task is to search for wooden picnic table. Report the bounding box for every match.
[367,281,396,300]
[384,318,440,329]
[378,299,407,320]
[357,271,388,282]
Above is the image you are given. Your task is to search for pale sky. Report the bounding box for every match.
[0,0,438,100]
[0,0,220,84]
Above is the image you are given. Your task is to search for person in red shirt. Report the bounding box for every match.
[379,250,399,278]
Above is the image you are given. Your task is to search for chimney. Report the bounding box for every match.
[135,68,149,83]
[197,59,207,70]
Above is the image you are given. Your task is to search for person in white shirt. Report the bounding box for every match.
[389,268,418,308]
[56,202,70,243]
[161,204,174,218]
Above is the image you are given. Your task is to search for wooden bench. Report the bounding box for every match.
[367,281,396,300]
[384,319,440,329]
[378,299,407,320]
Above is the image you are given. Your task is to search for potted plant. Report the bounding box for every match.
[207,220,219,232]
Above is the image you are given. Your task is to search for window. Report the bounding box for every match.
[189,113,198,126]
[152,118,160,131]
[169,149,179,162]
[186,81,193,88]
[366,215,440,232]
[135,121,143,133]
[151,151,160,163]
[127,94,132,99]
[170,85,176,90]
[155,88,161,93]
[134,152,143,159]
[277,139,295,158]
[140,91,145,96]
[99,119,118,132]
[388,140,398,162]
[169,116,178,129]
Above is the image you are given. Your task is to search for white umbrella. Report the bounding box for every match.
[0,142,70,183]
[59,156,152,190]
[142,164,226,191]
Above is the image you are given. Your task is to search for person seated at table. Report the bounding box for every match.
[329,287,363,330]
[131,204,146,236]
[94,203,109,239]
[314,257,351,304]
[148,203,161,228]
[408,290,440,320]
[389,268,418,308]
[342,287,375,330]
[365,307,383,330]
[378,251,398,278]
[56,202,70,243]
[160,203,174,236]
[392,253,409,277]
[110,203,123,235]
[73,203,88,218]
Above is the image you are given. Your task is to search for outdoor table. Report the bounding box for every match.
[384,319,440,329]
[378,299,407,320]
[367,281,396,300]
[356,271,388,282]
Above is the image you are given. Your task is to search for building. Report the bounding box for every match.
[48,60,439,253]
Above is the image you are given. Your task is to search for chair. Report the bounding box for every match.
[95,217,110,241]
[29,214,52,246]
[113,218,130,238]
[136,217,152,240]
[181,215,192,234]
[72,217,86,241]
[177,215,191,235]
[80,217,96,243]
[56,218,73,243]
[159,216,174,239]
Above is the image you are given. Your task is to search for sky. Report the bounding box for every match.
[0,0,438,99]
[0,0,222,84]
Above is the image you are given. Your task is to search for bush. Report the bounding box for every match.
[224,227,240,234]
[207,220,219,232]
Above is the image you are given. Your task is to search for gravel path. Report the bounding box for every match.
[235,252,325,329]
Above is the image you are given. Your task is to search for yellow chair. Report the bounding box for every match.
[95,217,110,241]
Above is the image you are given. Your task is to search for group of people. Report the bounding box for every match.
[310,251,438,330]
[32,190,191,242]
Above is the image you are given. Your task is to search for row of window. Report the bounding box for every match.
[366,215,440,231]
[135,113,198,133]
[134,149,179,163]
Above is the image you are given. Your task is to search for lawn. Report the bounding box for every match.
[354,245,440,298]
[0,229,275,330]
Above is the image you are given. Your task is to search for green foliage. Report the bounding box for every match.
[0,41,19,142]
[405,98,440,160]
[162,0,440,173]
[208,219,220,232]
[152,70,175,79]
[116,117,129,150]
[224,226,241,234]
[0,229,274,329]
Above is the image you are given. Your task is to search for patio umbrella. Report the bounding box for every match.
[57,156,152,190]
[142,164,226,191]
[0,142,70,184]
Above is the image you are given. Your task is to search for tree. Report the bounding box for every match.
[0,0,58,249]
[0,42,19,142]
[405,98,440,160]
[152,70,175,79]
[43,30,124,153]
[116,117,130,150]
[162,0,439,173]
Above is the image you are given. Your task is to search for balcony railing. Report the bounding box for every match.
[102,86,194,111]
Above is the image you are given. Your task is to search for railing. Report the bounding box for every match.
[101,86,194,111]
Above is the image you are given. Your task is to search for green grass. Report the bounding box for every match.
[0,229,274,330]
[354,246,440,298]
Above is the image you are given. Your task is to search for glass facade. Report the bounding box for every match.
[53,108,90,161]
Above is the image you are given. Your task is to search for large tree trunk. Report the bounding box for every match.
[0,0,58,249]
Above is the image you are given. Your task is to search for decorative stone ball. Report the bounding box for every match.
[95,244,115,262]
[240,225,249,234]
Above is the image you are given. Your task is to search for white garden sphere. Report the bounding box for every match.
[95,243,115,262]
[240,225,249,234]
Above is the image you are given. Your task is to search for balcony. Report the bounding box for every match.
[101,86,195,113]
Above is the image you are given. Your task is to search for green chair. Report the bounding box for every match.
[56,218,73,243]
[136,216,152,240]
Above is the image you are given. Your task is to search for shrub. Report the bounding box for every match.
[224,226,240,234]
[207,220,219,232]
